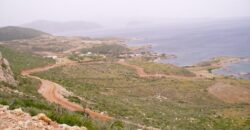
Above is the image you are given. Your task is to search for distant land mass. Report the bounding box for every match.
[72,18,250,66]
[22,20,102,34]
[0,26,49,41]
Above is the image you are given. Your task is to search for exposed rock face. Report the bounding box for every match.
[0,52,17,86]
[0,105,87,130]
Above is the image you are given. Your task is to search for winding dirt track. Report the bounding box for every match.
[117,59,195,79]
[21,60,113,121]
[117,60,250,104]
[21,59,160,130]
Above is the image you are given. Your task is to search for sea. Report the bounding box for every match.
[57,19,250,79]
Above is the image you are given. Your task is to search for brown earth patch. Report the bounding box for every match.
[208,83,250,104]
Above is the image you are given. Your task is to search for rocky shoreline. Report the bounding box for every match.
[212,57,250,79]
[125,40,250,80]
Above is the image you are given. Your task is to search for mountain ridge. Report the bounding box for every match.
[22,20,101,34]
[0,26,49,41]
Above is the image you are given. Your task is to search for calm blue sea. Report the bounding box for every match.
[213,61,250,79]
[59,19,250,78]
[124,21,250,78]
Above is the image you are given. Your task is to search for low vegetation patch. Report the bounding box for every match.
[0,45,55,75]
[128,59,195,77]
[0,81,101,130]
[0,46,128,130]
[34,62,250,129]
[0,26,48,41]
[81,44,128,57]
[68,54,106,62]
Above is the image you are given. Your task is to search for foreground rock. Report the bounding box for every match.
[0,52,17,86]
[0,105,87,130]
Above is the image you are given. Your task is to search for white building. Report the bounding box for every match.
[46,55,58,59]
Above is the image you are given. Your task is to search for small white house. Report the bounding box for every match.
[46,55,58,59]
[86,52,92,55]
[79,52,93,57]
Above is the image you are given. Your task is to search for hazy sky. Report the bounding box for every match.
[0,0,250,26]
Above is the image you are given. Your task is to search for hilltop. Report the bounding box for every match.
[0,26,49,41]
[22,20,101,34]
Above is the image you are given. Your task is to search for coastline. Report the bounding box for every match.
[186,56,249,79]
[212,57,250,79]
[123,38,250,80]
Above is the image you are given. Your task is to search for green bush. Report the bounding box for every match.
[47,110,96,130]
[81,44,128,56]
[67,96,81,104]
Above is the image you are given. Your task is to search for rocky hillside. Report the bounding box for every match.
[0,105,87,130]
[0,52,17,86]
[0,26,49,41]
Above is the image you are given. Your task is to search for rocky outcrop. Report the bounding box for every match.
[0,52,17,86]
[0,105,87,130]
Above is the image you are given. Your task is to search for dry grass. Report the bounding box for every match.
[34,62,250,130]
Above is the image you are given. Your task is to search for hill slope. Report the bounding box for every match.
[22,20,101,34]
[0,26,49,41]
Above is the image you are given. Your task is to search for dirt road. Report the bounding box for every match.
[21,59,161,129]
[21,60,160,130]
[117,59,195,79]
[21,59,113,121]
[118,60,250,105]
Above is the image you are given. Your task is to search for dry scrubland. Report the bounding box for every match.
[0,29,250,129]
[127,58,195,77]
[0,45,129,130]
[34,60,250,129]
[2,35,123,57]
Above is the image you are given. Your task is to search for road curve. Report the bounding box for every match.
[21,59,161,129]
[21,60,113,121]
[117,59,195,79]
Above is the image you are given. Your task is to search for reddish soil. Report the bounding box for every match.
[117,59,195,79]
[20,59,163,129]
[21,60,113,121]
